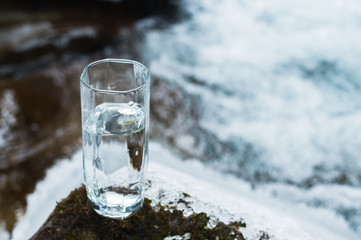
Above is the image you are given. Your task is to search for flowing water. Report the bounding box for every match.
[1,0,361,238]
[141,0,361,234]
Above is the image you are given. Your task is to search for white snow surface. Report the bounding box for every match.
[11,142,359,240]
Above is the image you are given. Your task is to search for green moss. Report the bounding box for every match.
[31,186,248,240]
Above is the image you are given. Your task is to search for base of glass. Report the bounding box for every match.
[88,197,143,219]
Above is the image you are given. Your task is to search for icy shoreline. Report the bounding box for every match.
[8,142,359,240]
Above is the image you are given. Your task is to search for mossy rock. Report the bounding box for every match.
[31,186,246,240]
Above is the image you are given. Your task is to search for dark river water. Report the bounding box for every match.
[0,0,184,236]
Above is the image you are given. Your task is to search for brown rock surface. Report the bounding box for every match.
[31,185,246,240]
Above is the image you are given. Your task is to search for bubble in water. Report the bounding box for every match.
[94,157,102,170]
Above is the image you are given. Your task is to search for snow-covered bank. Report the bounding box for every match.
[11,151,83,240]
[11,142,359,239]
[148,143,359,240]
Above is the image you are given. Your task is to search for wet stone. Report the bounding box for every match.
[31,185,246,240]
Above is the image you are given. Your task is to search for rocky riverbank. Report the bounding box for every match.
[31,185,248,240]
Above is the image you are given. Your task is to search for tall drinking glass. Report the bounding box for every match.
[80,59,150,219]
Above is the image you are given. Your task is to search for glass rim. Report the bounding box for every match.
[80,58,150,94]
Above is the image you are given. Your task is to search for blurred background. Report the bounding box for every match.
[1,0,361,238]
[0,0,183,236]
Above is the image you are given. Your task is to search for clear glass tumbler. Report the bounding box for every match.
[80,59,150,218]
